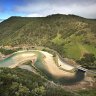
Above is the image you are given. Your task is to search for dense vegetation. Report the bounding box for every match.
[0,14,96,60]
[0,48,16,55]
[76,53,96,69]
[0,68,75,96]
[77,88,96,96]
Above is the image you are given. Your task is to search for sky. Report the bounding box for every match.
[0,0,96,19]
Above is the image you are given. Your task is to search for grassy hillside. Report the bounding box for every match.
[0,14,96,60]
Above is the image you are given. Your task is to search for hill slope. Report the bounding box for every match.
[0,14,96,60]
[0,67,76,96]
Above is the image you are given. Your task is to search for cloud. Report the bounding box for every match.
[51,0,96,5]
[14,0,96,18]
[27,13,43,17]
[0,19,4,22]
[15,2,50,13]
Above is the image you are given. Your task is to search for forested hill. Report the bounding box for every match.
[0,14,96,60]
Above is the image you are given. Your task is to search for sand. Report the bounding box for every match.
[58,58,74,71]
[2,50,75,78]
[10,53,37,68]
[40,51,75,78]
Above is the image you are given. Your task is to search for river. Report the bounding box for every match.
[0,50,85,85]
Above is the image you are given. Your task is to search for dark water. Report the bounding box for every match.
[56,70,85,85]
[35,63,85,85]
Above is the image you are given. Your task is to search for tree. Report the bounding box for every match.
[77,53,96,69]
[31,86,46,96]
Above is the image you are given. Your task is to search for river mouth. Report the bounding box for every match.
[0,50,85,85]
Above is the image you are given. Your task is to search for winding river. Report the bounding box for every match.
[0,50,85,85]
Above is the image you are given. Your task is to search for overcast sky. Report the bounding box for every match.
[0,0,96,19]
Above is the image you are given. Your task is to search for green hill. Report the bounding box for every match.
[0,14,96,60]
[0,14,96,96]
